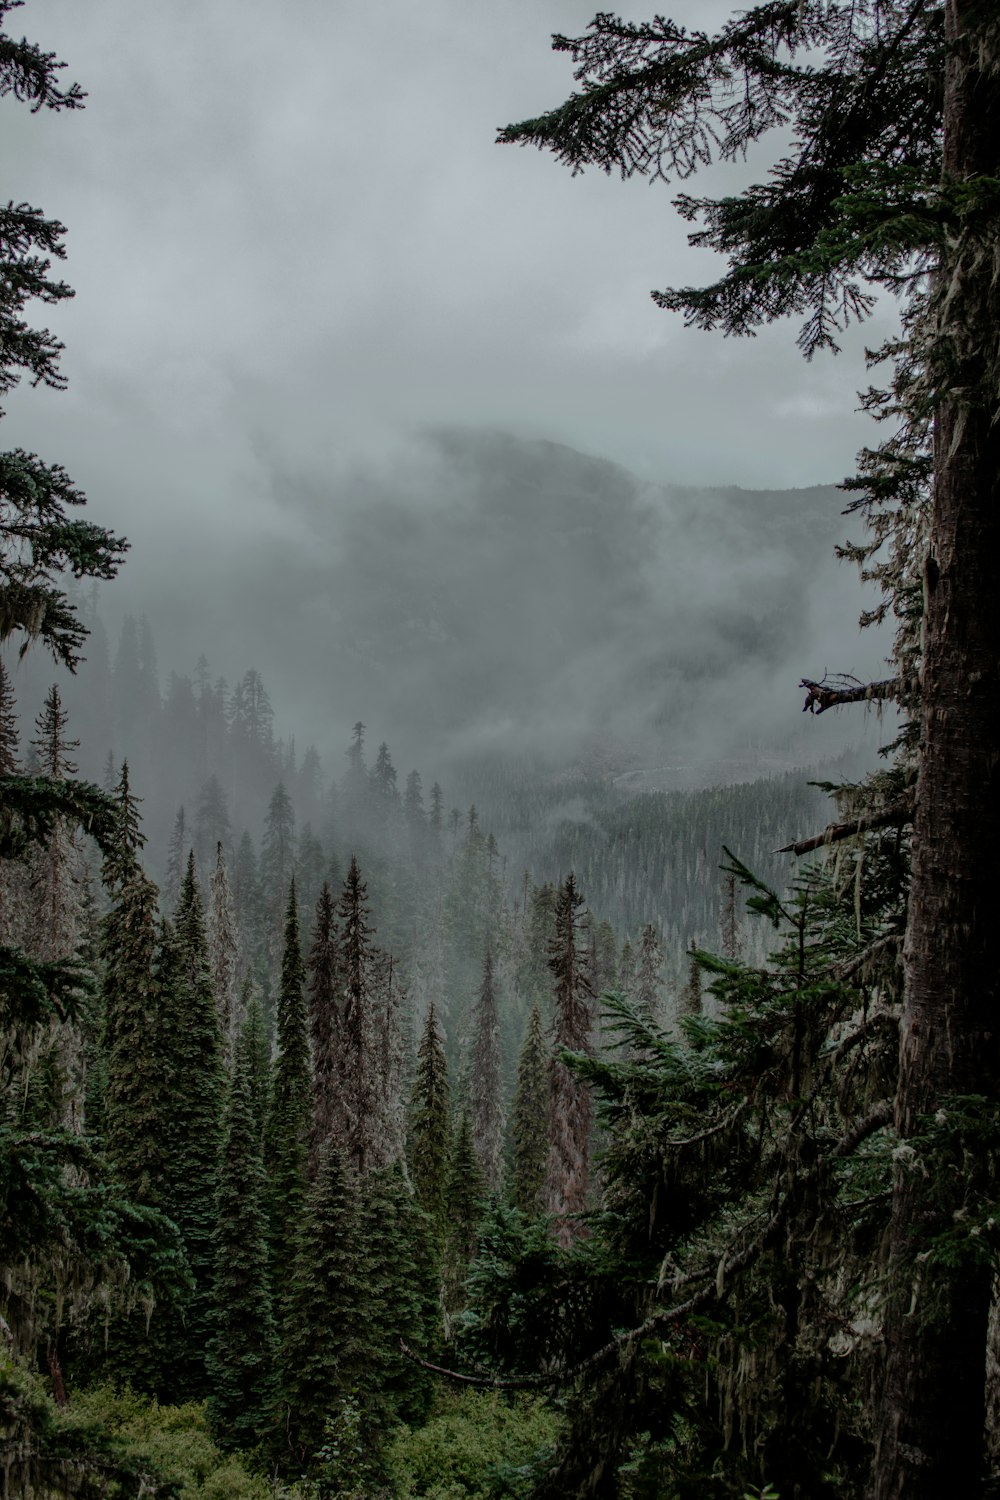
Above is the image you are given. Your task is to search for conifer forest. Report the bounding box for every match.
[3,3,1000,1498]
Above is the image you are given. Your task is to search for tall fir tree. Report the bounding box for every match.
[545,874,593,1246]
[207,1035,275,1451]
[443,1111,485,1326]
[276,1146,368,1475]
[207,840,241,1066]
[338,854,376,1174]
[509,1003,548,1218]
[260,782,295,972]
[410,1000,451,1229]
[307,880,343,1165]
[100,763,168,1204]
[162,852,226,1398]
[469,944,505,1194]
[162,804,186,916]
[634,922,663,1023]
[265,880,311,1302]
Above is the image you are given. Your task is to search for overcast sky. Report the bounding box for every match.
[2,1,897,767]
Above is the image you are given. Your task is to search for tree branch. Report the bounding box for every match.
[777,796,913,855]
[402,1101,894,1391]
[801,676,901,713]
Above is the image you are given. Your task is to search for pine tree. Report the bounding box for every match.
[545,874,593,1245]
[501,10,1000,1490]
[510,1003,548,1218]
[265,880,311,1302]
[162,805,186,916]
[163,852,226,1398]
[410,1000,450,1228]
[26,685,82,961]
[677,941,703,1023]
[207,840,241,1066]
[307,880,343,1164]
[194,773,231,872]
[207,1036,275,1450]
[338,854,376,1174]
[634,923,663,1023]
[240,977,271,1149]
[260,782,295,971]
[232,828,262,975]
[100,774,168,1207]
[276,1146,368,1474]
[470,944,505,1193]
[443,1111,484,1324]
[0,657,22,950]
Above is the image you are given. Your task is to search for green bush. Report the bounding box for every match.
[63,1384,280,1498]
[387,1387,560,1498]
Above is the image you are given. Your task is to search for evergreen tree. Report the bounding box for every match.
[240,977,271,1149]
[509,1003,548,1218]
[207,840,241,1066]
[410,1000,450,1228]
[545,874,593,1245]
[634,922,663,1022]
[677,940,703,1023]
[338,854,376,1174]
[26,685,82,960]
[100,769,168,1207]
[443,1111,484,1325]
[193,773,231,872]
[232,828,262,975]
[260,781,295,970]
[163,852,226,1398]
[276,1146,367,1474]
[469,944,505,1193]
[162,804,186,916]
[307,880,343,1164]
[207,1038,275,1451]
[501,9,1000,1490]
[265,879,311,1301]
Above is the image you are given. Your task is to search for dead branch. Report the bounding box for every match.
[801,676,900,714]
[777,797,913,856]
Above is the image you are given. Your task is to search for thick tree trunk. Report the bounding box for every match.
[872,6,1000,1497]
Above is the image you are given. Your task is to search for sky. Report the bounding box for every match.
[2,0,899,770]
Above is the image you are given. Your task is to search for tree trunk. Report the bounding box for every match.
[872,6,1000,1496]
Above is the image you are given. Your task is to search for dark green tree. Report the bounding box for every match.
[409,1000,451,1229]
[501,7,999,1491]
[545,873,593,1245]
[207,1036,275,1451]
[276,1146,367,1475]
[307,880,342,1165]
[338,854,376,1173]
[469,944,505,1193]
[265,879,311,1300]
[443,1111,485,1325]
[509,1003,548,1218]
[162,852,226,1398]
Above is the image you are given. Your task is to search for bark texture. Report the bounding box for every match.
[873,7,1000,1495]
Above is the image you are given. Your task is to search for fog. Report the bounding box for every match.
[2,1,901,780]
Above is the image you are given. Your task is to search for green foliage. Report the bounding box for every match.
[387,1388,561,1499]
[60,1383,283,1498]
[265,879,311,1300]
[410,1002,451,1228]
[508,1005,548,1218]
[276,1147,369,1473]
[207,1051,275,1450]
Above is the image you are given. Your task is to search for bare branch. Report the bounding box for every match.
[801,676,901,713]
[777,796,913,855]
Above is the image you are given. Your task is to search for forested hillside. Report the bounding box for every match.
[5,1,999,1498]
